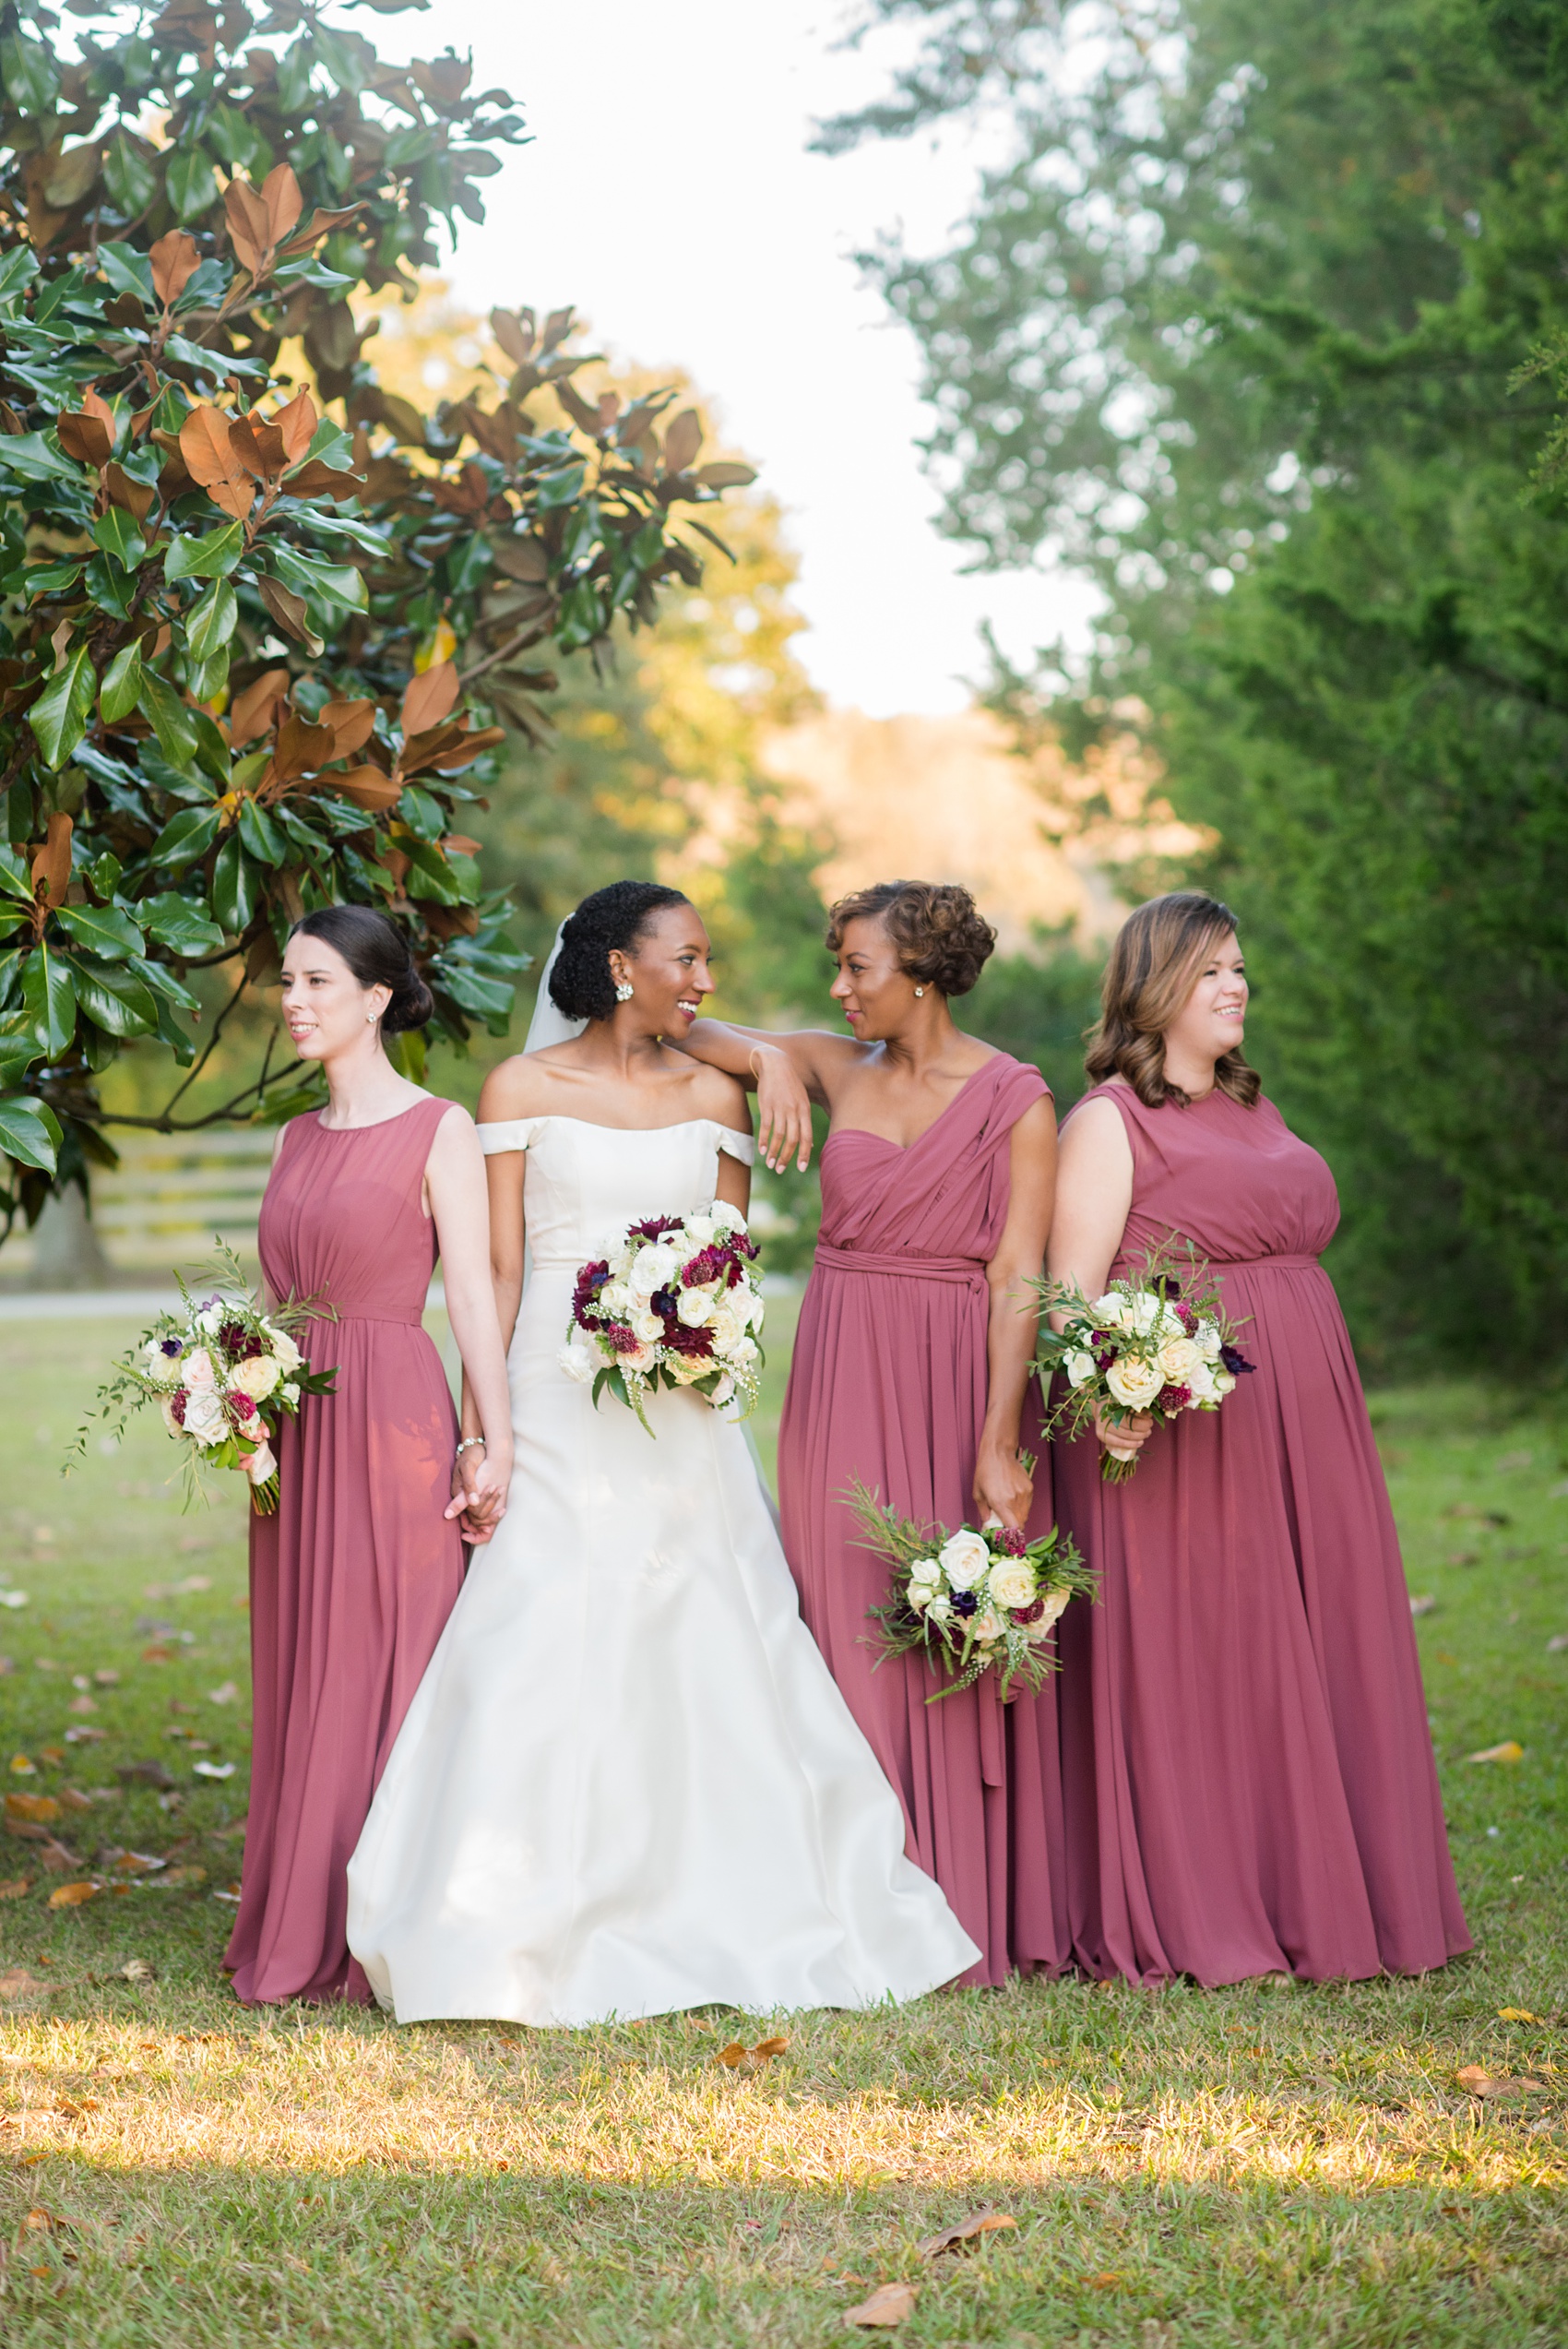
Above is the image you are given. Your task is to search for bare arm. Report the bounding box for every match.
[424,1106,515,1538]
[1047,1092,1151,1459]
[677,1018,855,1174]
[973,1094,1058,1528]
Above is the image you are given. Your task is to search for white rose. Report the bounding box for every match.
[263,1322,302,1374]
[632,1307,666,1344]
[676,1287,713,1327]
[1063,1348,1098,1389]
[1158,1335,1203,1383]
[1089,1291,1134,1330]
[907,1580,937,1611]
[971,1607,1006,1644]
[1026,1589,1072,1640]
[938,1528,992,1591]
[988,1558,1038,1610]
[1125,1290,1164,1334]
[183,1347,217,1390]
[720,1334,760,1372]
[710,1372,737,1412]
[1105,1354,1165,1410]
[709,1297,743,1347]
[195,1306,223,1336]
[1194,1319,1222,1361]
[1186,1363,1218,1405]
[281,1381,300,1407]
[746,1287,766,1333]
[143,1338,184,1386]
[683,1212,716,1246]
[182,1388,228,1447]
[598,1282,630,1318]
[232,1354,281,1401]
[558,1334,599,1384]
[621,1339,657,1375]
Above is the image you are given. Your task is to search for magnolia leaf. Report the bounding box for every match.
[229,667,291,746]
[179,409,255,519]
[211,835,255,934]
[68,954,158,1037]
[185,578,238,662]
[56,904,144,961]
[149,229,201,306]
[165,521,244,581]
[401,659,461,738]
[165,148,218,222]
[137,671,198,768]
[842,2282,920,2328]
[0,1095,62,1174]
[93,507,147,569]
[30,811,73,912]
[695,460,758,489]
[320,698,376,758]
[224,177,272,275]
[256,575,321,650]
[57,410,113,469]
[263,161,304,247]
[100,640,143,723]
[664,408,703,474]
[30,650,96,769]
[21,948,76,1056]
[490,305,535,366]
[918,2211,1017,2259]
[47,1879,99,1908]
[331,765,401,811]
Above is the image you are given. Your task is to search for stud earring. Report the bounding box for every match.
[366,1010,377,1023]
[913,985,925,997]
[614,981,634,1003]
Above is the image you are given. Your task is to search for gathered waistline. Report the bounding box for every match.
[326,1304,426,1326]
[1209,1253,1322,1273]
[814,1242,986,1287]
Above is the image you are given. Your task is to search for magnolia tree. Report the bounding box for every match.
[0,0,755,1243]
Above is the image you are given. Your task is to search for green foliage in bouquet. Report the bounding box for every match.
[0,0,757,1246]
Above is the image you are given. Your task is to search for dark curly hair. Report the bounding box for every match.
[1085,891,1260,1108]
[290,905,434,1035]
[824,879,996,999]
[548,880,692,1022]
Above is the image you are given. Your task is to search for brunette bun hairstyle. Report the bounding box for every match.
[824,878,996,998]
[548,880,691,1023]
[1085,889,1260,1108]
[290,904,434,1034]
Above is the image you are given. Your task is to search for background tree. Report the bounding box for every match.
[0,0,756,1253]
[827,0,1568,1366]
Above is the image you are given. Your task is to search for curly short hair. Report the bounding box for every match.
[824,880,996,999]
[548,880,691,1023]
[1084,890,1260,1108]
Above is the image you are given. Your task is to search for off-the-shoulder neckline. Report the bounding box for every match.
[477,1114,750,1139]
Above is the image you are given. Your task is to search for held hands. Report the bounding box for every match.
[972,1437,1034,1532]
[1093,1401,1154,1463]
[446,1440,512,1544]
[750,1044,814,1174]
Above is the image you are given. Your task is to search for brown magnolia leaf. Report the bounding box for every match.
[275,202,362,259]
[21,2205,65,2232]
[228,666,291,748]
[373,390,429,447]
[103,460,154,521]
[223,177,271,277]
[55,1788,90,1812]
[0,1878,30,1900]
[179,408,255,519]
[0,1966,44,1996]
[5,1794,60,1825]
[490,306,535,367]
[492,534,550,582]
[664,407,703,475]
[324,766,400,812]
[81,387,116,432]
[695,460,758,490]
[843,2281,919,2328]
[540,305,576,354]
[414,726,505,773]
[48,1880,99,1908]
[275,388,317,467]
[30,811,74,912]
[918,2210,1017,2259]
[149,229,200,309]
[441,833,482,858]
[257,576,321,652]
[555,379,603,436]
[262,161,303,249]
[38,1838,84,1873]
[57,410,112,469]
[401,659,461,739]
[270,710,337,785]
[227,415,288,482]
[753,2036,790,2060]
[717,2042,750,2068]
[283,459,363,501]
[378,844,410,890]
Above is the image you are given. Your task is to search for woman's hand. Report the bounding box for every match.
[1093,1402,1152,1463]
[751,1044,814,1173]
[445,1442,513,1544]
[972,1437,1034,1531]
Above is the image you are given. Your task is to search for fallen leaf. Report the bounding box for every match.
[0,1878,30,1899]
[64,1727,106,1745]
[38,1839,84,1873]
[158,1866,207,1889]
[93,1670,120,1687]
[718,2042,750,2068]
[67,1695,97,1716]
[206,1682,238,1706]
[48,1880,100,1908]
[686,2015,713,2033]
[843,2280,919,2328]
[141,1644,173,1663]
[1467,1741,1525,1765]
[6,1794,60,1825]
[21,2204,65,2233]
[9,1754,37,1774]
[1498,2008,1542,2022]
[918,2210,1018,2259]
[1090,2271,1127,2289]
[118,1760,175,1790]
[213,1882,242,1902]
[38,1747,65,1764]
[753,2035,790,2059]
[0,1968,45,1997]
[119,1958,155,1982]
[1547,1634,1568,1654]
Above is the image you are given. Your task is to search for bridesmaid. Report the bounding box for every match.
[226,906,513,2005]
[677,880,1063,1984]
[1049,891,1469,1984]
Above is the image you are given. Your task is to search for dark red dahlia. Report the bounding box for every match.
[630,1214,683,1242]
[1219,1342,1255,1376]
[664,1321,714,1359]
[218,1320,247,1356]
[683,1246,727,1288]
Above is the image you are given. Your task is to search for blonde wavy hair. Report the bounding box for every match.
[1085,892,1261,1108]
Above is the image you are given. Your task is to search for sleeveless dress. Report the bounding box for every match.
[346,1115,979,2025]
[1052,1082,1470,1985]
[776,1055,1066,1986]
[226,1094,464,2006]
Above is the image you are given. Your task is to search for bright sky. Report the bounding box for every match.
[415,0,1099,716]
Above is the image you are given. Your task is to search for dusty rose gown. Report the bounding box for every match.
[226,1093,465,2005]
[1053,1082,1469,1985]
[777,1055,1065,1985]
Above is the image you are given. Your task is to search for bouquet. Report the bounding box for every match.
[72,1245,337,1513]
[849,1478,1096,1702]
[560,1203,765,1432]
[1031,1246,1254,1482]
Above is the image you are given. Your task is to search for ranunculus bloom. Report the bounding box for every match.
[632,1307,665,1344]
[182,1387,228,1447]
[938,1528,992,1590]
[988,1558,1038,1610]
[1106,1354,1164,1410]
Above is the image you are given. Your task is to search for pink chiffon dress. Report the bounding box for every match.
[1052,1081,1469,1985]
[777,1055,1066,1985]
[226,1092,465,2005]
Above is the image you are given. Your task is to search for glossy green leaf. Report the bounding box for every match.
[0,1035,42,1087]
[148,806,222,869]
[211,834,256,934]
[130,955,200,1012]
[434,963,513,1019]
[87,851,123,901]
[66,952,158,1037]
[99,641,143,723]
[164,523,244,582]
[0,432,82,484]
[403,838,464,906]
[101,139,157,224]
[84,554,137,619]
[21,947,77,1056]
[237,797,286,866]
[139,892,224,956]
[0,845,31,905]
[137,671,197,769]
[165,146,219,224]
[30,648,97,769]
[56,904,144,962]
[0,31,61,113]
[184,577,238,662]
[267,545,370,614]
[0,1093,61,1174]
[93,507,147,570]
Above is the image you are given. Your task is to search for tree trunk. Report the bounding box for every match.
[29,1185,113,1290]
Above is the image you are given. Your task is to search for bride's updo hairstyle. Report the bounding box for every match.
[289,905,434,1033]
[824,879,996,997]
[1085,890,1260,1109]
[549,880,692,1022]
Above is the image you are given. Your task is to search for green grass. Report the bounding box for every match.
[0,1310,1563,2346]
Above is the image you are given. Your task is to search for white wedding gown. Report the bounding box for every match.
[347,1114,980,2025]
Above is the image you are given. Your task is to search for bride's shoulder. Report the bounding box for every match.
[475,1049,582,1124]
[668,1053,751,1137]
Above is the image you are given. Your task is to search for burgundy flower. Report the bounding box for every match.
[630,1214,683,1242]
[995,1527,1028,1556]
[1219,1342,1255,1377]
[170,1388,188,1425]
[664,1321,714,1359]
[218,1320,247,1357]
[241,1331,267,1359]
[606,1324,642,1356]
[1175,1300,1197,1332]
[1012,1596,1045,1625]
[1161,1381,1193,1411]
[950,1590,979,1618]
[227,1389,257,1421]
[683,1246,728,1288]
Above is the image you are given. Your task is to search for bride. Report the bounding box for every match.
[347,880,979,2023]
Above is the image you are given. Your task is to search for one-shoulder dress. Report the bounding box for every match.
[776,1055,1066,1985]
[226,1094,465,2005]
[1052,1082,1469,1985]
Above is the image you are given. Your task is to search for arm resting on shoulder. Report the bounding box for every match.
[973,1093,1058,1529]
[676,1018,851,1173]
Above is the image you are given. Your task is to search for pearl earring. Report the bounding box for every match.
[366,1010,377,1023]
[614,981,634,1003]
[913,985,925,997]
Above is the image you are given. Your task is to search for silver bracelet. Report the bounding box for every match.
[455,1436,488,1461]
